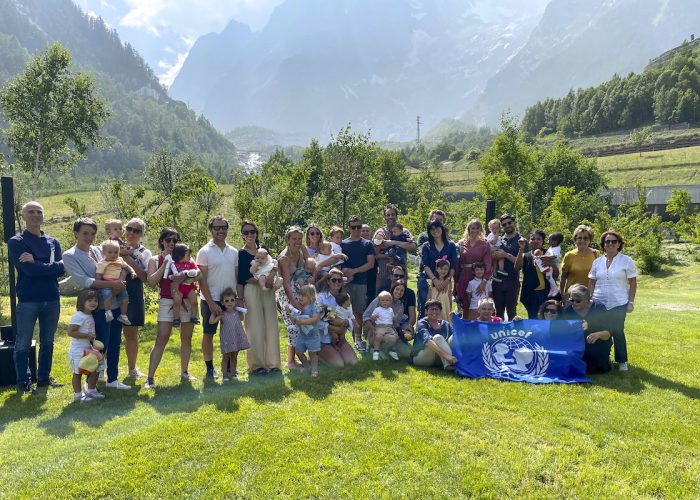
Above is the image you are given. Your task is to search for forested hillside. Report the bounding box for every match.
[0,0,236,178]
[522,42,700,138]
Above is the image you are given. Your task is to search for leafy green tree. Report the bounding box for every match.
[0,43,110,194]
[629,127,652,157]
[100,179,148,221]
[665,189,696,242]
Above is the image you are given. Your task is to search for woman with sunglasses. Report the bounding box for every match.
[562,284,613,374]
[420,219,458,318]
[537,300,562,320]
[277,226,312,370]
[316,268,359,367]
[145,228,206,388]
[119,218,152,379]
[588,230,637,372]
[305,224,324,258]
[560,225,599,302]
[237,220,281,375]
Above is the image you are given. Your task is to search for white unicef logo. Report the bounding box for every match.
[482,335,549,378]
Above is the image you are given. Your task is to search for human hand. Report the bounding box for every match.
[87,333,96,342]
[518,238,526,249]
[371,312,378,321]
[437,279,449,293]
[492,249,506,259]
[447,355,457,365]
[19,252,34,263]
[209,301,222,316]
[512,315,523,321]
[627,302,634,313]
[112,281,126,293]
[586,332,602,344]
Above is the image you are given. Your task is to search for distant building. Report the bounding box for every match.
[605,185,700,220]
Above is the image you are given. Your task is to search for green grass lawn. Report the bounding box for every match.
[1,256,698,497]
[596,145,700,187]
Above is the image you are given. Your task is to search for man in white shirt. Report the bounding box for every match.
[196,216,238,379]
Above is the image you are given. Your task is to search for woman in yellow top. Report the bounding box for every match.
[560,225,599,300]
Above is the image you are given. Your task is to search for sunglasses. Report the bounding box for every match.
[241,229,257,236]
[392,273,405,278]
[544,309,558,314]
[125,226,142,234]
[569,298,583,303]
[163,237,179,244]
[211,225,228,231]
[604,239,619,245]
[349,225,361,230]
[329,278,343,283]
[309,231,321,236]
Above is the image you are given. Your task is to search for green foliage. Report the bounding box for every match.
[63,196,87,218]
[0,42,110,191]
[402,166,447,236]
[100,179,148,221]
[629,127,652,156]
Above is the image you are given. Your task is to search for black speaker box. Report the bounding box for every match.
[0,339,37,387]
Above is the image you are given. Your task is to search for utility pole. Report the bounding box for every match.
[416,115,423,145]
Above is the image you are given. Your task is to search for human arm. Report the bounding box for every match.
[68,323,96,341]
[209,313,222,325]
[627,277,637,312]
[146,256,167,287]
[344,254,375,279]
[426,338,457,365]
[64,249,125,292]
[120,251,148,281]
[278,254,304,310]
[514,238,526,270]
[586,330,611,343]
[8,238,65,277]
[197,265,222,315]
[293,311,320,325]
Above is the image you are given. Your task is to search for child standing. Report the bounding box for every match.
[487,218,508,282]
[68,290,105,402]
[96,239,135,324]
[370,291,397,361]
[465,262,493,320]
[167,243,200,326]
[427,256,454,322]
[250,248,281,291]
[288,284,322,377]
[208,288,250,381]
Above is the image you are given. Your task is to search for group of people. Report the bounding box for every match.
[8,201,638,400]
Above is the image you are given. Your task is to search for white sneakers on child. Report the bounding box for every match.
[372,351,380,361]
[117,314,131,325]
[105,310,114,322]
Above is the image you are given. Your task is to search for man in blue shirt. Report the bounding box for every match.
[491,213,527,320]
[8,201,65,394]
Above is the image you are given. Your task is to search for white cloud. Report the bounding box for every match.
[158,50,189,87]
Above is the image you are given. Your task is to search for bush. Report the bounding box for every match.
[632,232,664,273]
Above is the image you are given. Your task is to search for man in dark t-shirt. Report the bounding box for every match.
[491,213,528,320]
[341,215,375,351]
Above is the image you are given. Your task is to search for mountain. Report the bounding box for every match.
[467,0,700,125]
[170,0,549,142]
[0,0,237,176]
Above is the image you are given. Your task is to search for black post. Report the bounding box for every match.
[485,199,496,224]
[1,176,17,342]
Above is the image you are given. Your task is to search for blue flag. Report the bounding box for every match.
[451,315,591,384]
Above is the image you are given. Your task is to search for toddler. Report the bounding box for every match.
[386,222,408,267]
[427,257,454,322]
[487,218,508,282]
[166,243,200,326]
[465,262,493,320]
[316,241,347,287]
[105,218,125,246]
[288,284,322,377]
[370,291,398,361]
[536,231,563,298]
[250,248,282,291]
[329,226,344,254]
[293,257,317,286]
[332,291,354,345]
[96,239,135,324]
[209,288,250,381]
[68,290,105,402]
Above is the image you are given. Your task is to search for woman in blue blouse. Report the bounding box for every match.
[410,299,457,369]
[418,220,457,318]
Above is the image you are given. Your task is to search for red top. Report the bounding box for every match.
[158,254,173,299]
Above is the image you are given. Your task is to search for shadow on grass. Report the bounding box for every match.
[592,366,700,399]
[0,389,49,434]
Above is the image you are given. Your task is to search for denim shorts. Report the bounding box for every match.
[295,333,321,353]
[99,288,129,304]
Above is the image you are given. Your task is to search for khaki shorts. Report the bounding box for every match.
[157,297,193,323]
[346,283,367,315]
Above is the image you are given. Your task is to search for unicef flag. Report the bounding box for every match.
[451,315,590,384]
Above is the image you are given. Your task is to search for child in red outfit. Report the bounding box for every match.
[167,243,201,326]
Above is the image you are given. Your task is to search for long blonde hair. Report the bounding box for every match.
[461,218,485,241]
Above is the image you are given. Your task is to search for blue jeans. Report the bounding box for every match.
[14,300,60,386]
[92,307,123,382]
[417,274,429,319]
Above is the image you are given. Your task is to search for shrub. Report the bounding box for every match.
[632,232,664,273]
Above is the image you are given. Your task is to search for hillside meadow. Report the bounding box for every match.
[0,247,698,497]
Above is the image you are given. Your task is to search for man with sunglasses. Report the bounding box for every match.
[341,215,376,352]
[491,214,527,320]
[196,216,239,379]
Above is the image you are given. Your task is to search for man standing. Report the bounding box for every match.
[341,216,375,352]
[491,213,526,320]
[196,216,238,379]
[373,204,416,292]
[8,202,65,394]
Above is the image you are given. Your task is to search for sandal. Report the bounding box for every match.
[311,371,319,378]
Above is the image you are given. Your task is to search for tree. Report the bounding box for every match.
[0,43,110,194]
[665,189,696,242]
[629,127,652,157]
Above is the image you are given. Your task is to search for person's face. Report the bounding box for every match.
[603,235,621,254]
[529,234,543,251]
[286,231,302,250]
[478,303,495,319]
[379,295,393,308]
[473,266,484,279]
[305,260,316,272]
[340,299,351,309]
[331,231,343,244]
[437,265,449,279]
[221,295,237,311]
[360,225,371,239]
[426,305,441,321]
[489,222,500,234]
[384,208,397,227]
[391,285,405,300]
[542,305,559,319]
[569,295,588,313]
[349,221,362,237]
[429,225,442,239]
[300,294,311,306]
[432,214,445,225]
[307,228,322,245]
[328,273,344,291]
[391,269,405,282]
[22,203,44,228]
[125,223,143,245]
[501,218,516,235]
[75,225,96,247]
[254,251,267,265]
[468,223,480,237]
[161,234,179,254]
[84,297,99,312]
[391,227,402,238]
[319,244,332,256]
[107,224,123,240]
[241,225,257,245]
[574,232,590,250]
[210,220,228,242]
[103,246,119,261]
[548,236,559,248]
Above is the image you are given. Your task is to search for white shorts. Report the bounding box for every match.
[157,297,193,323]
[68,348,106,375]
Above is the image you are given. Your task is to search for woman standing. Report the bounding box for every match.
[62,217,131,390]
[120,218,152,378]
[305,223,324,257]
[277,226,311,370]
[516,230,559,319]
[420,220,457,317]
[560,225,599,300]
[145,228,204,388]
[454,219,492,317]
[237,220,281,375]
[316,268,358,367]
[588,230,637,372]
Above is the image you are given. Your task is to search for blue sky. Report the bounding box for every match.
[75,0,284,86]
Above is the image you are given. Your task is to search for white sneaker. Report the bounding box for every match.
[87,389,105,398]
[181,372,197,381]
[105,310,114,322]
[372,351,379,361]
[105,380,132,390]
[80,392,98,402]
[388,351,399,361]
[128,368,146,378]
[618,362,629,372]
[117,314,131,325]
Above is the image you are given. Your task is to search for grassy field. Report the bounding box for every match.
[595,145,700,187]
[1,251,698,497]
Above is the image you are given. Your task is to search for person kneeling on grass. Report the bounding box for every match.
[410,299,457,369]
[68,290,106,402]
[288,284,322,377]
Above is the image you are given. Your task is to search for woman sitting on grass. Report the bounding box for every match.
[410,299,457,369]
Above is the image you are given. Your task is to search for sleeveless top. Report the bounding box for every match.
[158,254,174,299]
